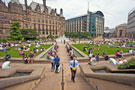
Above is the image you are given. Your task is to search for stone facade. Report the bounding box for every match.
[115,24,127,38]
[0,0,65,38]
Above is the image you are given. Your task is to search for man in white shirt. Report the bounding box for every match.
[69,56,79,83]
[129,49,133,54]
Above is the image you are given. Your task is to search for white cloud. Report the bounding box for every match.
[3,0,135,28]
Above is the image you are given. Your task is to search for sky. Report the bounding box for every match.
[3,0,135,28]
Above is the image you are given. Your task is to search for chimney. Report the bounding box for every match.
[43,0,46,8]
[60,8,63,15]
[25,0,27,10]
[55,8,57,13]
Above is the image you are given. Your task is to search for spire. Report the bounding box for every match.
[87,2,89,13]
[25,0,27,10]
[43,0,46,8]
[60,8,63,17]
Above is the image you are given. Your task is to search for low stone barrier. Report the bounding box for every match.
[0,64,45,90]
[80,64,135,90]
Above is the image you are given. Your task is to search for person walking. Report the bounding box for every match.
[69,56,79,83]
[49,55,55,72]
[54,55,60,73]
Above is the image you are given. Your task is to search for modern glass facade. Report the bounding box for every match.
[127,7,135,39]
[65,11,104,37]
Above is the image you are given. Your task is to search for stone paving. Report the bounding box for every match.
[34,43,94,90]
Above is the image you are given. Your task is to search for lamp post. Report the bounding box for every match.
[78,31,80,44]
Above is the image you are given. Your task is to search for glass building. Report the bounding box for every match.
[65,11,104,37]
[127,7,135,39]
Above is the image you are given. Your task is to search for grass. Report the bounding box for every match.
[72,44,132,56]
[0,44,52,58]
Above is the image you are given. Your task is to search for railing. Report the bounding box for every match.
[61,64,64,90]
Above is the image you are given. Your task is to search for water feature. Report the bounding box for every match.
[92,69,135,74]
[73,48,83,58]
[41,48,52,59]
[56,35,70,42]
[11,72,31,77]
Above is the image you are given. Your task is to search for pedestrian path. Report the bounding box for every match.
[34,43,94,90]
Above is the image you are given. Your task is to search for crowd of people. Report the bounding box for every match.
[0,40,53,64]
[47,44,61,73]
[66,43,79,83]
[80,39,135,66]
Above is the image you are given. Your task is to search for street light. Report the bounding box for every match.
[78,31,80,44]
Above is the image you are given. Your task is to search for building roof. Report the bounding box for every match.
[116,23,127,28]
[95,11,104,17]
[22,4,26,10]
[104,28,115,34]
[30,1,52,14]
[10,0,20,4]
[66,10,104,20]
[128,6,135,15]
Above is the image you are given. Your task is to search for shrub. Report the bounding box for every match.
[118,58,135,69]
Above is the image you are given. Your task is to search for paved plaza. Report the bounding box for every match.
[34,43,94,90]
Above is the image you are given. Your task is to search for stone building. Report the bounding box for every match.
[65,11,104,37]
[127,7,135,39]
[104,27,115,38]
[0,0,65,38]
[115,23,127,38]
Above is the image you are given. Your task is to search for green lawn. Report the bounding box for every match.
[0,44,52,58]
[72,44,132,56]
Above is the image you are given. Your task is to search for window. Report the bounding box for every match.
[46,25,48,35]
[42,20,44,23]
[0,30,2,34]
[38,19,40,22]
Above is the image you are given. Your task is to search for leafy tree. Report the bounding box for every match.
[47,35,54,40]
[21,29,37,40]
[10,22,22,40]
[54,35,59,38]
[65,32,90,39]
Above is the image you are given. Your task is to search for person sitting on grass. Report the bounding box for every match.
[120,49,124,58]
[83,46,87,51]
[115,50,122,58]
[117,58,127,65]
[121,44,126,48]
[88,48,92,54]
[129,49,133,54]
[19,51,23,56]
[102,50,109,60]
[133,49,135,56]
[88,55,96,66]
[3,46,6,52]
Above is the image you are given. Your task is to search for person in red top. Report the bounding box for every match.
[115,50,122,58]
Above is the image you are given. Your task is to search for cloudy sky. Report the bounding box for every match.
[3,0,135,28]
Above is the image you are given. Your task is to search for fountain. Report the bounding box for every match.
[56,35,70,42]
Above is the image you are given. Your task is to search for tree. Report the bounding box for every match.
[21,29,37,40]
[47,35,54,40]
[65,32,90,39]
[10,22,22,40]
